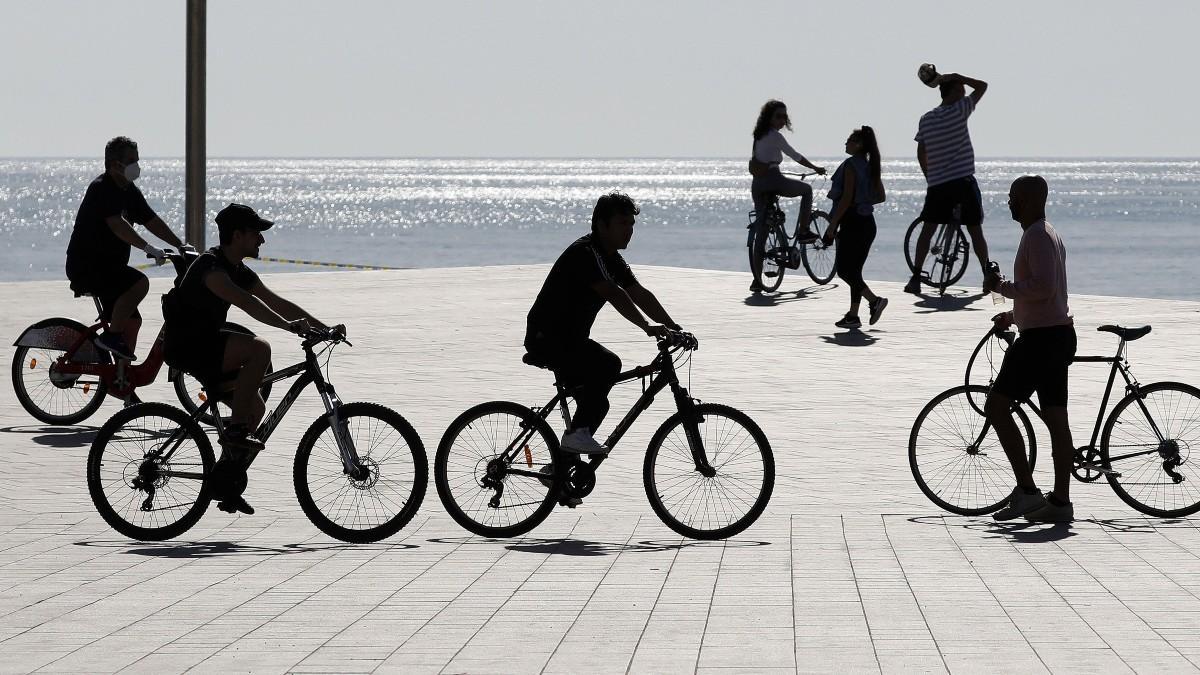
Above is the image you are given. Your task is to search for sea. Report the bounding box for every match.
[1,158,1197,300]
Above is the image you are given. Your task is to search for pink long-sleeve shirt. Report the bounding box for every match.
[998,219,1072,330]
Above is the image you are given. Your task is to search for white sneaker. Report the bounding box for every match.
[559,429,607,455]
[993,487,1047,521]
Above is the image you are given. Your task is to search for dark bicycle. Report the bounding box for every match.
[910,323,1200,517]
[87,326,427,542]
[904,205,969,296]
[434,331,774,540]
[748,172,836,291]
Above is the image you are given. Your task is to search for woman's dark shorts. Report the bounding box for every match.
[919,175,984,227]
[992,324,1077,408]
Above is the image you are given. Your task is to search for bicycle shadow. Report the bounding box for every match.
[74,539,416,558]
[905,515,1076,542]
[819,329,881,347]
[744,283,838,307]
[912,289,988,314]
[426,536,769,556]
[0,425,97,449]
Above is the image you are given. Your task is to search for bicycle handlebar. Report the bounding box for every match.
[300,325,352,347]
[658,330,698,351]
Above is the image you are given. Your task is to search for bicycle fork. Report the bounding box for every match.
[673,385,716,477]
[317,382,368,481]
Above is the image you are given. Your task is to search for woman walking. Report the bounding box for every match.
[822,126,887,328]
[749,100,826,292]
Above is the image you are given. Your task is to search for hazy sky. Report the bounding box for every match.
[3,0,1197,158]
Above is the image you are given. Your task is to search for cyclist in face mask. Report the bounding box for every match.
[65,136,186,364]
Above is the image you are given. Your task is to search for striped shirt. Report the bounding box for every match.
[914,97,976,187]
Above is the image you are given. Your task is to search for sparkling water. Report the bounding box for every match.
[1,158,1197,299]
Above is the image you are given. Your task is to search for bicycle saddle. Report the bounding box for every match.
[521,353,555,370]
[1098,324,1151,341]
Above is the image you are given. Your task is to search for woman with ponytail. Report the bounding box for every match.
[748,100,826,292]
[823,126,888,328]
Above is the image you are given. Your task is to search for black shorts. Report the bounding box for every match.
[65,263,146,322]
[919,176,984,228]
[165,328,240,390]
[992,325,1077,408]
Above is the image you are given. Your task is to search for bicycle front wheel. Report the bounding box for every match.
[942,227,971,288]
[87,402,214,540]
[910,385,1037,515]
[644,403,774,539]
[12,318,110,425]
[1101,382,1200,517]
[294,402,428,543]
[801,210,837,285]
[752,220,787,292]
[435,401,559,538]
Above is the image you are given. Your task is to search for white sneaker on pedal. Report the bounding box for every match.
[560,429,607,455]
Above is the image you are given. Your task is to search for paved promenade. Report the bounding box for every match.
[2,265,1199,673]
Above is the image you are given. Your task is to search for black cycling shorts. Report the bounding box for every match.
[165,329,240,390]
[66,264,146,322]
[992,324,1077,408]
[919,175,984,228]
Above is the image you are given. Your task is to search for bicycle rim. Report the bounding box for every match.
[910,385,1036,515]
[87,402,213,540]
[295,402,427,542]
[13,337,109,425]
[435,401,558,537]
[644,403,774,539]
[1102,382,1200,517]
[753,222,786,292]
[801,211,837,285]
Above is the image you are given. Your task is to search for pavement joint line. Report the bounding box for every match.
[437,517,587,672]
[841,515,883,673]
[370,514,583,673]
[623,520,686,675]
[539,515,644,674]
[694,536,729,673]
[936,514,1051,671]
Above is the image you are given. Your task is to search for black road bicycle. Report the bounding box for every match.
[904,205,969,296]
[748,172,836,291]
[910,323,1200,517]
[434,331,774,540]
[87,327,427,542]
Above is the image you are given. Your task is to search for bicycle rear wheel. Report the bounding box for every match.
[12,318,110,425]
[1101,382,1200,517]
[435,401,559,537]
[294,402,427,543]
[644,403,774,539]
[801,210,837,285]
[904,219,969,292]
[910,385,1037,515]
[751,210,787,292]
[87,402,214,540]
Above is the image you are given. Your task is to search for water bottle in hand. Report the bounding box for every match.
[987,262,1006,305]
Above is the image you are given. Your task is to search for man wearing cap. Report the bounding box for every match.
[164,203,337,515]
[66,136,186,363]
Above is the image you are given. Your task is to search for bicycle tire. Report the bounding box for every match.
[903,217,924,275]
[751,219,787,292]
[171,322,274,427]
[801,210,837,285]
[87,402,214,540]
[1101,381,1200,518]
[644,403,774,539]
[12,318,110,425]
[942,227,971,288]
[904,219,970,292]
[294,401,428,543]
[910,385,1037,516]
[435,401,559,538]
[964,329,1014,416]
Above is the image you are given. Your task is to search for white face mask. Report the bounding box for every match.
[123,161,141,182]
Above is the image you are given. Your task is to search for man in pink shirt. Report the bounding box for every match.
[983,175,1077,522]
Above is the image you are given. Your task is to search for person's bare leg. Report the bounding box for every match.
[912,222,936,272]
[222,334,271,430]
[123,316,142,357]
[985,393,1037,490]
[967,224,991,273]
[109,276,148,336]
[1041,406,1074,501]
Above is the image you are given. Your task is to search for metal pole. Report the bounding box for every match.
[185,0,206,248]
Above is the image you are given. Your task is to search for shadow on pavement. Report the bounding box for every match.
[75,539,417,558]
[912,289,988,314]
[819,329,880,347]
[905,515,1076,542]
[0,425,97,448]
[744,283,837,307]
[426,537,770,556]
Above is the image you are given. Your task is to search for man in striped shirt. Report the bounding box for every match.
[905,72,991,294]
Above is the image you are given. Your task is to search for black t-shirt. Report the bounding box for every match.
[526,235,638,344]
[65,173,158,272]
[172,248,261,333]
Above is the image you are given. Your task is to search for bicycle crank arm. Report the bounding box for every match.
[158,470,205,481]
[1076,463,1121,478]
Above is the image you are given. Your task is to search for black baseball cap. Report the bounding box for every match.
[215,203,273,236]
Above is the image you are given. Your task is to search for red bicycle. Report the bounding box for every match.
[11,249,268,425]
